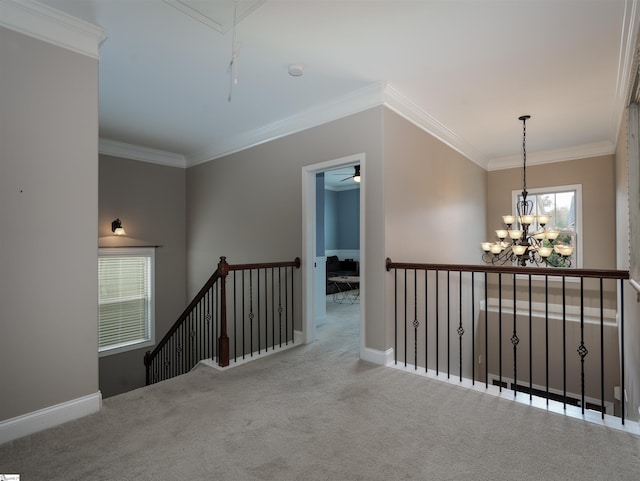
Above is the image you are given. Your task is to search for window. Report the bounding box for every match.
[512,184,582,268]
[98,247,155,356]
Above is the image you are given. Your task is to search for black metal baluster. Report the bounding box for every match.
[233,271,237,362]
[242,270,246,359]
[414,269,418,370]
[425,269,429,373]
[485,272,488,388]
[278,267,283,347]
[394,268,398,365]
[498,273,502,392]
[190,310,194,369]
[600,278,605,419]
[545,275,549,405]
[271,268,275,351]
[447,271,451,379]
[436,271,439,376]
[562,276,567,410]
[171,334,175,379]
[528,274,532,401]
[214,281,218,361]
[206,288,210,360]
[620,279,625,425]
[578,278,588,415]
[284,267,295,345]
[512,274,518,397]
[209,287,214,360]
[257,269,261,354]
[471,271,475,385]
[250,270,254,356]
[458,271,463,382]
[404,269,407,368]
[263,268,268,352]
[198,300,202,366]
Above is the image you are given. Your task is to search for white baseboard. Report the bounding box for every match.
[360,347,394,365]
[0,391,102,445]
[198,330,305,371]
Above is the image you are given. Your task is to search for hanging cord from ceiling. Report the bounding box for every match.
[228,1,239,102]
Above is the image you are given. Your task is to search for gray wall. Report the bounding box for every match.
[186,107,386,350]
[0,27,99,421]
[98,155,187,398]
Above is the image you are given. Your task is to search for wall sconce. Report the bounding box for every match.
[111,218,126,236]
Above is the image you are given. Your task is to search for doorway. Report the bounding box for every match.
[301,154,365,357]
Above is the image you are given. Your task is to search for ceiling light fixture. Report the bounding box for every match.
[353,165,361,183]
[481,116,573,267]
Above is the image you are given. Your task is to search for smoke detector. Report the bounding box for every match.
[288,64,304,77]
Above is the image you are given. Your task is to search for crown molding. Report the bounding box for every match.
[381,83,488,169]
[0,0,106,59]
[99,139,187,168]
[487,140,615,171]
[186,81,486,168]
[613,0,640,141]
[186,81,387,167]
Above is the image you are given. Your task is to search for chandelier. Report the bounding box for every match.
[481,115,574,267]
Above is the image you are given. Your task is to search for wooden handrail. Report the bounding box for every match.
[145,256,301,383]
[229,258,301,271]
[385,258,629,280]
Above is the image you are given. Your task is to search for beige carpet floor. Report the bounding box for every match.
[1,299,639,480]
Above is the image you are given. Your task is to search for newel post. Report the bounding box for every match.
[218,256,230,367]
[143,351,151,386]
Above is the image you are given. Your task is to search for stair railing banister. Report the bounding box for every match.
[145,256,300,385]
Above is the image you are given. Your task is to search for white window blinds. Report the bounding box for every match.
[98,248,155,354]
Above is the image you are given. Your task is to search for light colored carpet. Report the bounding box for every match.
[1,299,639,480]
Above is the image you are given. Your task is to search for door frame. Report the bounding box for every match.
[301,153,366,357]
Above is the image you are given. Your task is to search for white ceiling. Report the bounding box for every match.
[37,0,640,170]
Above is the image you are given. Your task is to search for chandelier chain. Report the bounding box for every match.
[522,116,527,195]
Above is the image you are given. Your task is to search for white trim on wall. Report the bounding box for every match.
[0,392,102,444]
[99,139,187,168]
[361,347,394,366]
[302,153,366,359]
[0,0,106,59]
[488,142,615,171]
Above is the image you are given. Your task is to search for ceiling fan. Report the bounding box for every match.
[332,165,361,183]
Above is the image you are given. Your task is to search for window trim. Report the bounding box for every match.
[511,183,583,269]
[98,247,155,357]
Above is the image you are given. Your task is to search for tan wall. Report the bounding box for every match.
[98,155,187,397]
[383,109,488,375]
[616,108,640,421]
[383,110,488,263]
[0,28,99,420]
[186,107,386,350]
